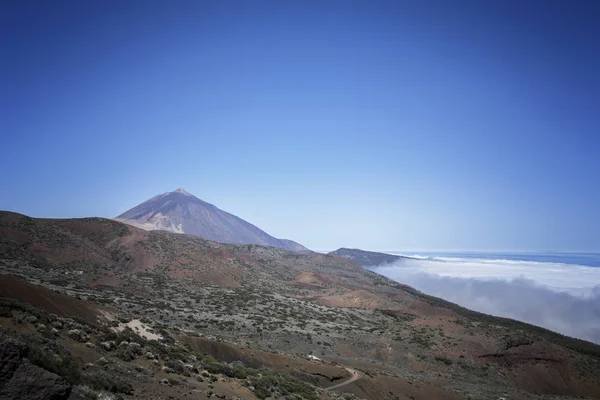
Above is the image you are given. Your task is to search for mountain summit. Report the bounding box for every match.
[172,188,192,196]
[115,189,310,253]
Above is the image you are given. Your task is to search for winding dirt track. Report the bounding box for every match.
[327,368,361,390]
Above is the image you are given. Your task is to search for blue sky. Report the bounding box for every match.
[1,0,599,252]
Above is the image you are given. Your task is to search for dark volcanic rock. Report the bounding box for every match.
[116,188,310,253]
[66,393,92,400]
[328,248,412,266]
[0,337,28,389]
[0,359,71,400]
[0,337,71,400]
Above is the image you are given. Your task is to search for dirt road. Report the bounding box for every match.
[327,368,361,390]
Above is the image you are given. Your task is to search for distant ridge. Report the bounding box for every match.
[116,189,310,253]
[328,247,411,266]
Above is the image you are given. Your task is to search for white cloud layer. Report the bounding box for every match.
[370,257,600,344]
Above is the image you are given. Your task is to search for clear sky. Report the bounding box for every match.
[1,0,599,252]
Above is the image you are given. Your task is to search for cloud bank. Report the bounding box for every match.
[370,257,600,344]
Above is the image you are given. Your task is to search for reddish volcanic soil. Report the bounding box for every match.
[0,275,102,325]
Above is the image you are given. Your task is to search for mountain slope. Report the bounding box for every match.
[1,211,600,400]
[328,248,411,266]
[115,188,310,253]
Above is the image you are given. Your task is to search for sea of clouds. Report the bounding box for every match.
[369,256,600,344]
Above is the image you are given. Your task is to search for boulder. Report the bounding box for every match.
[0,337,28,388]
[1,336,72,400]
[95,357,108,366]
[0,358,71,400]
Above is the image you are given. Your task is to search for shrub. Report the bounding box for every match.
[116,347,136,361]
[204,362,233,377]
[82,372,133,395]
[202,354,217,363]
[164,360,185,375]
[435,356,453,365]
[247,369,319,400]
[25,337,81,384]
[232,364,253,379]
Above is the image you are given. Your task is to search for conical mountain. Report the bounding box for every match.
[115,189,310,253]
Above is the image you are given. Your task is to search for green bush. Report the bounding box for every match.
[164,360,185,375]
[232,364,253,379]
[434,356,453,365]
[116,347,136,361]
[247,369,319,400]
[201,354,217,363]
[0,306,12,317]
[82,372,133,394]
[24,336,81,385]
[204,362,233,377]
[0,297,48,323]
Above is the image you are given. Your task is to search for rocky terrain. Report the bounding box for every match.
[1,211,600,399]
[327,248,412,267]
[115,189,309,253]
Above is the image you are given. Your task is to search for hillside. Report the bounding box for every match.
[115,188,310,253]
[1,211,600,400]
[328,248,412,266]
